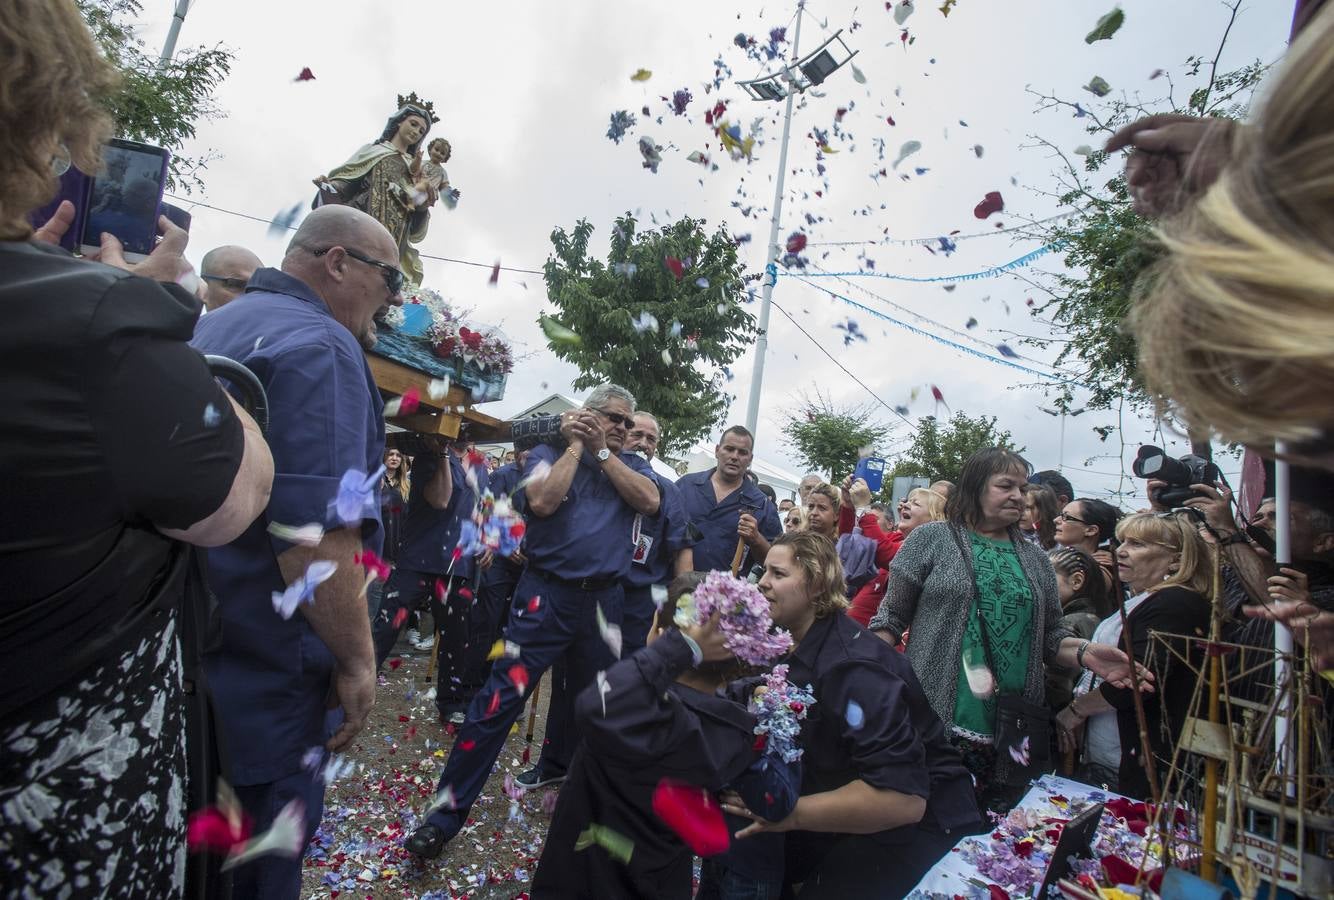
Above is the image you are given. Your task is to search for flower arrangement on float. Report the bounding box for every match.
[374,287,512,404]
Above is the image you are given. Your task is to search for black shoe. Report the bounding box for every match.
[405,823,448,859]
[515,766,566,789]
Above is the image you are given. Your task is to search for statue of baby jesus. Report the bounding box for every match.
[409,138,455,208]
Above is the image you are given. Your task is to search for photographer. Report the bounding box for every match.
[0,3,273,895]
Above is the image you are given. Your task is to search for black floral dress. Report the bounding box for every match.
[0,609,187,899]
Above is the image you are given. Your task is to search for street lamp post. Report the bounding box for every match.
[738,7,857,439]
[743,7,804,439]
[159,0,192,65]
[1039,406,1085,472]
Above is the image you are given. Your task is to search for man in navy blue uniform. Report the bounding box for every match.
[620,412,694,650]
[456,446,529,704]
[190,206,402,899]
[373,436,489,724]
[676,426,782,574]
[515,411,695,790]
[406,384,660,858]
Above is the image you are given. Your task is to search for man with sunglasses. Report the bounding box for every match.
[199,244,262,311]
[189,205,403,898]
[408,384,660,859]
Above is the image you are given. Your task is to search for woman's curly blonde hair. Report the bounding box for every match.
[1132,3,1334,451]
[0,1,120,239]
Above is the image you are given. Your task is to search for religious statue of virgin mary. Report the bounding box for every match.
[313,93,439,287]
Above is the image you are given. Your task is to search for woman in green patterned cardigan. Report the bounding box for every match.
[869,448,1148,811]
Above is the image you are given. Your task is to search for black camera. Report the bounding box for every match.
[1131,446,1220,506]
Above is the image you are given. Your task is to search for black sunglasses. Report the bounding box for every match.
[1055,512,1088,525]
[311,246,404,296]
[591,407,632,428]
[200,274,250,292]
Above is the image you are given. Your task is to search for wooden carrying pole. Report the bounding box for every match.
[729,537,746,576]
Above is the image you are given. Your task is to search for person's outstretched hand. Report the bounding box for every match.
[1105,114,1238,218]
[1084,641,1155,691]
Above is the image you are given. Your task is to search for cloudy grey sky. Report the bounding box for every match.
[130,0,1291,501]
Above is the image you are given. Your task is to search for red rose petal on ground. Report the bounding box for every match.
[988,885,1011,900]
[388,658,402,670]
[651,779,730,856]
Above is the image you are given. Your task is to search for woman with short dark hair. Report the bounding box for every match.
[870,449,1145,811]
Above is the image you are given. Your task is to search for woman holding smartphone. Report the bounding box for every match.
[0,5,273,896]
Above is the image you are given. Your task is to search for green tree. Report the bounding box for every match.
[1021,0,1267,416]
[78,0,234,192]
[542,215,757,456]
[887,412,1019,487]
[781,390,894,481]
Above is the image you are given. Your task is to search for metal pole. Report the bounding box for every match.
[743,1,805,439]
[159,0,192,65]
[1273,442,1295,793]
[1058,412,1066,473]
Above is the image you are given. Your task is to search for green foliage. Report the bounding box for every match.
[77,0,233,193]
[1025,5,1269,413]
[887,412,1019,487]
[781,390,893,481]
[542,215,757,456]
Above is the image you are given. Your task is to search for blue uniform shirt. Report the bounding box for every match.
[624,472,693,589]
[190,267,384,785]
[397,451,488,578]
[489,460,525,513]
[523,444,655,580]
[675,469,782,572]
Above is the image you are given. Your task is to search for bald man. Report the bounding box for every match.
[200,244,263,311]
[190,206,404,898]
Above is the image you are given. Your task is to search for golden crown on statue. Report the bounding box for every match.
[396,92,440,124]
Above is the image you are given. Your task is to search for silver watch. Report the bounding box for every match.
[596,448,611,462]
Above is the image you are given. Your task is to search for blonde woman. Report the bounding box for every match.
[846,487,945,628]
[1129,4,1334,465]
[1056,512,1214,799]
[722,531,985,897]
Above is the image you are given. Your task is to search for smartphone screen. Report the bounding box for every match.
[80,139,169,261]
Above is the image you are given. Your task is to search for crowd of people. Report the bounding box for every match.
[3,2,1334,900]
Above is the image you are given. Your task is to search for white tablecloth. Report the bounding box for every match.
[910,774,1133,898]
